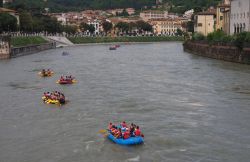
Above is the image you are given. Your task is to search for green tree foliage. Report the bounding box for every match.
[80,22,89,32]
[19,11,33,31]
[7,0,155,12]
[187,21,194,33]
[102,21,113,33]
[88,24,95,34]
[63,25,77,34]
[80,22,96,34]
[192,32,205,41]
[115,22,129,32]
[176,28,183,36]
[0,13,18,32]
[166,0,221,14]
[207,30,228,43]
[136,20,152,32]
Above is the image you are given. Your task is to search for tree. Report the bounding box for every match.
[80,22,89,32]
[0,0,3,7]
[0,13,18,32]
[20,11,33,32]
[115,22,129,33]
[187,21,194,33]
[32,17,45,32]
[63,25,77,34]
[176,28,183,36]
[136,20,152,32]
[88,24,95,34]
[43,17,62,33]
[102,21,113,34]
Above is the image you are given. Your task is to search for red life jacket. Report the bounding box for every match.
[135,129,141,136]
[123,131,130,139]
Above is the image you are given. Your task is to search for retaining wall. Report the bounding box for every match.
[183,41,250,64]
[11,42,56,58]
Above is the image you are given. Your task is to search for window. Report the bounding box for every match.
[198,23,202,27]
[220,16,223,21]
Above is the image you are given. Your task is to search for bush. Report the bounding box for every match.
[244,32,250,43]
[234,32,247,50]
[206,30,234,43]
[192,33,205,41]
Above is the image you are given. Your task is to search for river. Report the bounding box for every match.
[0,42,250,162]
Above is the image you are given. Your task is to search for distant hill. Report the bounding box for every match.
[164,0,221,13]
[8,0,155,12]
[7,0,221,13]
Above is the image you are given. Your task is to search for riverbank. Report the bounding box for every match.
[68,36,184,44]
[11,36,48,47]
[183,40,250,64]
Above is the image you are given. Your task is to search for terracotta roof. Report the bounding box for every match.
[0,7,17,13]
[197,10,216,15]
[217,4,230,7]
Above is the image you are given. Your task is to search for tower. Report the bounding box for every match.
[224,0,230,5]
[156,0,163,5]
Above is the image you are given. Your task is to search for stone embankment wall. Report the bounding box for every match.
[183,41,250,64]
[0,43,10,59]
[11,42,56,58]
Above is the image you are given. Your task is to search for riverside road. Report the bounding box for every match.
[0,42,250,162]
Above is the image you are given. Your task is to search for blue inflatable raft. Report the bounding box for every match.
[107,133,144,145]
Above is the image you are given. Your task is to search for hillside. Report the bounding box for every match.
[7,0,221,13]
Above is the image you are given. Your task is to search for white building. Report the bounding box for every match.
[3,0,13,4]
[183,9,194,18]
[230,0,250,34]
[55,14,67,25]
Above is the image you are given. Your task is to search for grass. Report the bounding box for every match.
[11,36,48,47]
[67,36,184,44]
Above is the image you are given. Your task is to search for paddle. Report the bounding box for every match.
[99,129,107,134]
[99,129,109,137]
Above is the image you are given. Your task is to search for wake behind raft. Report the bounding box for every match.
[106,122,144,145]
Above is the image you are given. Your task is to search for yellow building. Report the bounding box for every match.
[194,9,216,36]
[140,10,168,21]
[149,18,183,36]
[216,3,230,31]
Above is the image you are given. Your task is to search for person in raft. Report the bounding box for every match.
[108,122,143,139]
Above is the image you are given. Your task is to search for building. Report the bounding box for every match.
[51,13,67,25]
[156,0,163,5]
[194,9,216,36]
[230,0,250,34]
[0,7,19,25]
[222,9,231,34]
[3,0,13,4]
[149,18,183,36]
[140,10,168,21]
[183,9,194,19]
[126,8,135,15]
[216,3,230,31]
